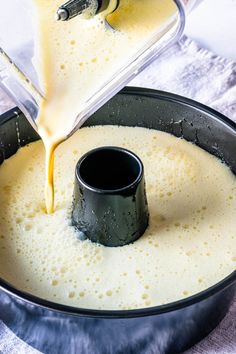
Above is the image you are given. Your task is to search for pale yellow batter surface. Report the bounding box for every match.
[0,126,235,310]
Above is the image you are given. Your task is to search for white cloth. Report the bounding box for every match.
[0,321,40,354]
[130,35,236,122]
[0,35,236,353]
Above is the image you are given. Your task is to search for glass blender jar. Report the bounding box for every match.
[0,0,198,135]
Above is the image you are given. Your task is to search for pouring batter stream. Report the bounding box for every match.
[33,0,177,213]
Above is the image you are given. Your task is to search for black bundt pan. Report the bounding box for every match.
[0,88,235,354]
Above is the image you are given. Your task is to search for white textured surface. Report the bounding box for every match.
[0,321,40,354]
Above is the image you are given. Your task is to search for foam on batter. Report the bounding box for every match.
[0,126,235,310]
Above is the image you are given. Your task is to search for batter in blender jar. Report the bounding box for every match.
[32,0,178,213]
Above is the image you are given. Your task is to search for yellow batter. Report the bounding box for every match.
[0,126,235,310]
[32,0,178,213]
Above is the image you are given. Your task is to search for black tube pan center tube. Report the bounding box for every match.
[72,146,149,247]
